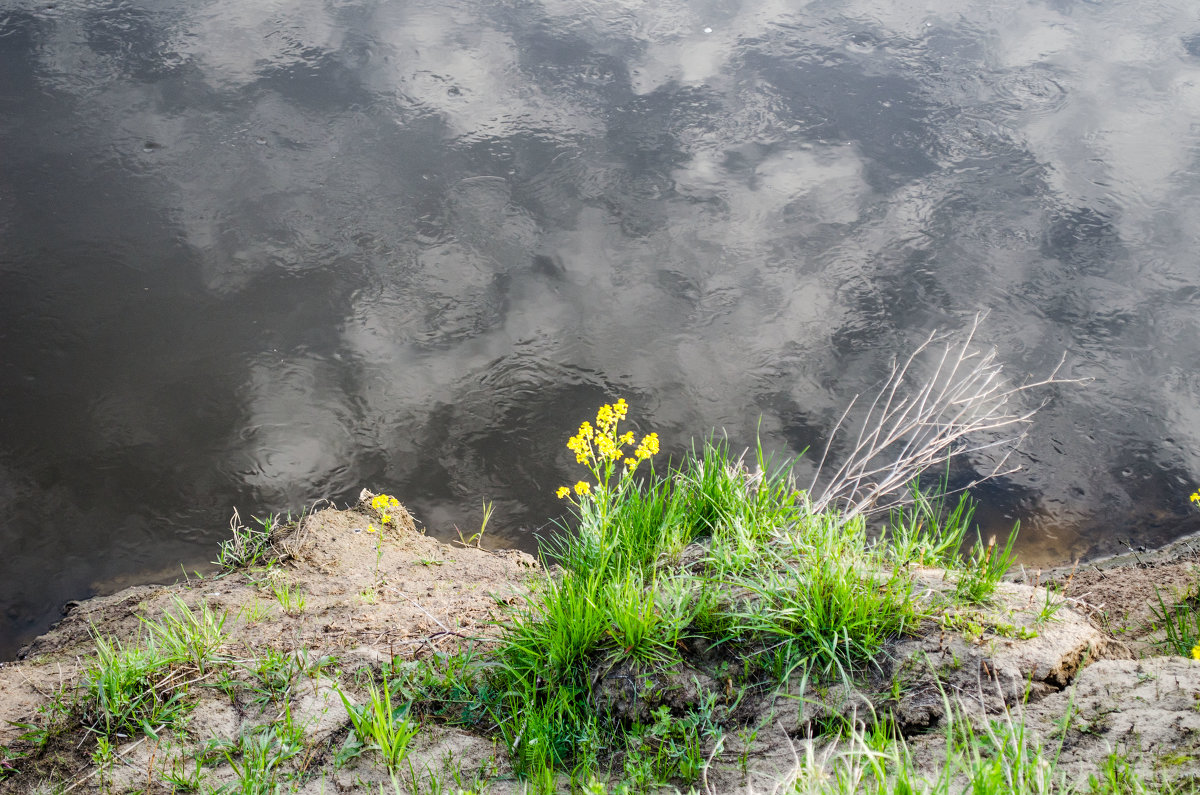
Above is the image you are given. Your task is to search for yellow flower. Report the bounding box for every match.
[559,400,655,500]
[1191,490,1200,505]
[634,432,660,461]
[381,512,392,524]
[370,493,401,513]
[1192,644,1200,661]
[596,435,618,461]
[367,524,377,533]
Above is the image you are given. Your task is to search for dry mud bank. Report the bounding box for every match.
[1,496,1199,794]
[0,496,538,793]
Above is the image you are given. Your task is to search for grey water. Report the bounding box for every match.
[2,0,1200,659]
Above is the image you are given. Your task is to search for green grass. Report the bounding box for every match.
[72,600,229,747]
[19,419,1143,793]
[1032,585,1068,627]
[466,436,1029,787]
[220,723,304,795]
[335,669,420,773]
[238,598,275,623]
[141,596,229,674]
[885,483,974,567]
[67,434,1037,791]
[216,512,277,571]
[241,648,309,706]
[82,633,190,738]
[162,753,208,792]
[723,545,917,677]
[954,525,1020,605]
[755,695,1068,795]
[269,580,308,615]
[1149,583,1200,657]
[8,683,76,752]
[622,703,717,787]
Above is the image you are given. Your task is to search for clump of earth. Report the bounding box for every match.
[1,494,1198,793]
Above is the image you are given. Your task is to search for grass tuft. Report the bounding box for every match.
[141,596,229,674]
[954,525,1020,605]
[82,633,189,738]
[216,510,276,571]
[1149,583,1200,658]
[335,670,420,773]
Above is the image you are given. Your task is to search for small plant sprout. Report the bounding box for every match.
[91,735,115,793]
[162,753,207,792]
[223,724,302,793]
[1033,585,1067,627]
[456,499,494,548]
[955,527,1019,605]
[244,649,303,705]
[238,599,274,624]
[270,580,308,616]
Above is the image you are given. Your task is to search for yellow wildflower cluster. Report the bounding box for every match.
[555,481,592,499]
[630,433,660,467]
[1193,644,1200,661]
[368,493,401,533]
[1191,489,1200,505]
[558,399,659,500]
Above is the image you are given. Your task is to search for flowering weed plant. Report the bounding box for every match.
[368,493,401,534]
[556,398,659,507]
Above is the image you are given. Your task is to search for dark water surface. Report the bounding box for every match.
[2,0,1200,658]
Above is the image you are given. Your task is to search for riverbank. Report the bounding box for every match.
[1,484,1199,793]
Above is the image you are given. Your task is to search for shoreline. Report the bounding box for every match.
[1,490,1198,793]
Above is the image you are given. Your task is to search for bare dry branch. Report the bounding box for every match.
[809,314,1085,521]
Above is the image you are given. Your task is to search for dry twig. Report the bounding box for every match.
[810,314,1084,521]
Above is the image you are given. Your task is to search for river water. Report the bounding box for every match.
[2,0,1199,658]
